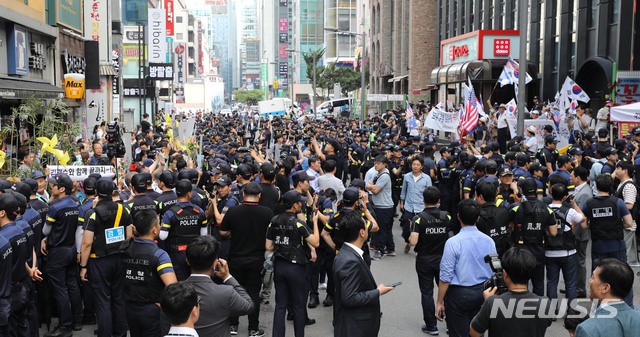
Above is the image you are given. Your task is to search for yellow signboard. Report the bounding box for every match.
[64,73,85,99]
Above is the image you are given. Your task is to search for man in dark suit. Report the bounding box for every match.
[184,236,254,337]
[332,212,395,337]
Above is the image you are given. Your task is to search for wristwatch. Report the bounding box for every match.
[79,265,87,269]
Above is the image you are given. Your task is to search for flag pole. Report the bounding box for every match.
[487,81,500,104]
[516,0,528,136]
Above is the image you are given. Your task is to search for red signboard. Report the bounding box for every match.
[279,18,288,32]
[164,0,174,36]
[278,44,288,59]
[449,45,469,61]
[494,38,510,56]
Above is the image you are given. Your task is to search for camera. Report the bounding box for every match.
[106,121,126,158]
[483,254,508,293]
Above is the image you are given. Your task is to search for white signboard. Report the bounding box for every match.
[387,94,404,101]
[48,165,116,181]
[177,118,197,143]
[148,8,168,63]
[425,108,460,133]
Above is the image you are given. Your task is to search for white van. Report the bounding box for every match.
[316,98,353,119]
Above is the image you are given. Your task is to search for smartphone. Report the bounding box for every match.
[386,281,402,287]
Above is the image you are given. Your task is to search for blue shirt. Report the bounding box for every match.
[439,226,496,286]
[400,172,432,213]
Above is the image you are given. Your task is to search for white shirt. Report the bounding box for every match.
[497,111,508,128]
[596,107,609,130]
[165,326,199,337]
[525,136,538,153]
[344,242,364,259]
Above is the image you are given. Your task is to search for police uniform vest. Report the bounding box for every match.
[126,195,158,219]
[477,204,511,257]
[167,203,204,246]
[271,213,309,265]
[510,201,551,245]
[546,205,577,251]
[412,208,450,256]
[122,239,165,303]
[157,191,178,215]
[584,196,624,240]
[91,203,126,258]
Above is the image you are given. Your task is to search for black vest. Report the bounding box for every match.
[91,203,126,258]
[511,201,551,246]
[122,240,165,303]
[477,204,511,257]
[546,205,577,251]
[271,213,309,265]
[412,208,450,256]
[585,196,624,240]
[167,204,204,246]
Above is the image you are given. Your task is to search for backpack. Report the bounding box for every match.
[616,180,640,220]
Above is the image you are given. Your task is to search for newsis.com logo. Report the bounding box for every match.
[488,298,617,319]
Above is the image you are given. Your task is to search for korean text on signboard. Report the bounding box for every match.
[149,63,174,80]
[616,77,640,105]
[49,165,115,181]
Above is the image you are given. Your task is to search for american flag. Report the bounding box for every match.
[406,100,417,129]
[461,79,478,133]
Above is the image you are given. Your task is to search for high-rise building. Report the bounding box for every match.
[239,0,260,89]
[291,0,324,107]
[324,0,357,66]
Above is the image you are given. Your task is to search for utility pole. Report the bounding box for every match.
[516,0,528,135]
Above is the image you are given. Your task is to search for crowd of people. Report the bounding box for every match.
[0,101,638,337]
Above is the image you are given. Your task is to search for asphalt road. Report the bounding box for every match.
[42,218,640,337]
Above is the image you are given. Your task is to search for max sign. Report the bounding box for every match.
[449,45,469,61]
[64,73,85,99]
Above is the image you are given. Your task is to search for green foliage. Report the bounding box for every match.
[317,64,363,96]
[0,97,80,177]
[233,90,263,105]
[303,48,325,101]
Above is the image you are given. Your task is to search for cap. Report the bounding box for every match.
[11,182,32,200]
[214,176,233,187]
[143,158,154,167]
[31,170,46,180]
[615,139,627,148]
[500,169,514,177]
[605,101,612,107]
[530,110,540,115]
[516,153,531,165]
[83,177,97,194]
[21,178,38,194]
[519,178,538,195]
[498,103,506,109]
[342,187,360,205]
[544,135,559,144]
[569,147,584,156]
[604,147,618,156]
[479,116,487,123]
[131,174,148,192]
[282,190,304,208]
[236,164,253,179]
[259,163,276,177]
[96,178,115,197]
[88,173,102,180]
[48,173,73,191]
[175,179,193,197]
[526,125,537,134]
[158,170,176,187]
[530,163,547,172]
[0,193,19,218]
[350,179,366,190]
[292,171,316,185]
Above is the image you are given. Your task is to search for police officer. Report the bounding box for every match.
[336,134,350,184]
[160,179,208,281]
[122,210,177,337]
[462,161,485,199]
[124,173,159,220]
[508,178,558,296]
[156,170,178,217]
[475,182,511,257]
[41,173,83,336]
[497,169,520,207]
[0,192,30,337]
[141,172,161,200]
[266,190,320,337]
[79,179,133,337]
[476,160,499,190]
[0,194,16,337]
[538,135,559,174]
[208,176,239,260]
[76,176,98,326]
[178,169,207,210]
[390,146,405,217]
[408,187,451,336]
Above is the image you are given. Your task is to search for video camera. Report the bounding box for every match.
[483,254,508,293]
[106,121,126,158]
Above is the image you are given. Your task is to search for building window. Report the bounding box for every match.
[610,0,619,23]
[177,33,183,40]
[176,16,183,23]
[588,0,597,28]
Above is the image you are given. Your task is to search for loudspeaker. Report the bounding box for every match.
[85,41,100,89]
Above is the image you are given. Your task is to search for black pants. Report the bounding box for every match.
[10,282,29,337]
[337,158,350,184]
[322,248,335,296]
[497,127,509,153]
[374,207,395,253]
[229,259,263,331]
[416,255,440,330]
[168,250,190,281]
[402,211,421,243]
[531,259,546,297]
[273,260,307,337]
[0,297,10,337]
[349,164,361,181]
[46,246,82,328]
[88,255,127,337]
[126,301,163,337]
[307,250,321,300]
[444,284,484,337]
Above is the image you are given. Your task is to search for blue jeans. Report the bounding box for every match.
[546,254,577,302]
[374,207,394,253]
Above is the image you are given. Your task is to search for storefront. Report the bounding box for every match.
[430,30,534,107]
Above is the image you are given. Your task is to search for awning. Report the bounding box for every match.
[412,85,437,94]
[0,78,63,99]
[388,75,409,83]
[430,60,491,84]
[99,64,118,76]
